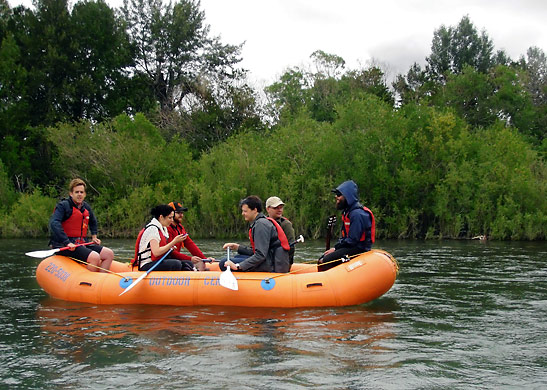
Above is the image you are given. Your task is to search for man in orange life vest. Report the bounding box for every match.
[49,178,114,272]
[166,201,210,271]
[318,180,375,272]
[222,195,290,273]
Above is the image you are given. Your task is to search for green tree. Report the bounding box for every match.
[342,67,394,106]
[523,47,547,106]
[265,67,312,124]
[0,160,17,212]
[121,0,242,113]
[185,79,265,153]
[426,15,498,81]
[0,0,135,189]
[392,62,433,106]
[266,51,394,125]
[66,0,133,121]
[521,47,547,143]
[310,50,345,78]
[47,113,195,199]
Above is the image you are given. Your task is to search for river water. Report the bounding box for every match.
[0,238,545,389]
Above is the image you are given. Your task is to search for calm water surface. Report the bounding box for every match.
[0,238,546,389]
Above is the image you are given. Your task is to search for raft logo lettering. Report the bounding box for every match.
[346,260,364,272]
[44,262,71,282]
[149,276,191,286]
[203,276,221,286]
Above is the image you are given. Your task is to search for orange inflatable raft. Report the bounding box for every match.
[35,250,398,307]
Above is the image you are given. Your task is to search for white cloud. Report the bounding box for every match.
[8,0,547,84]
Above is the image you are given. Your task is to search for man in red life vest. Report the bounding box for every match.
[222,195,290,273]
[265,196,296,264]
[49,178,114,272]
[166,201,211,271]
[318,180,375,272]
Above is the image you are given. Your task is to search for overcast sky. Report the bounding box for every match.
[8,0,547,86]
[199,0,547,85]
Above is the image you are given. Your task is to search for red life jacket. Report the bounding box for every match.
[248,217,291,252]
[131,224,166,267]
[61,206,90,244]
[341,206,375,243]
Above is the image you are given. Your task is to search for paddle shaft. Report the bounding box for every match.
[325,215,336,251]
[58,241,95,252]
[318,216,337,261]
[25,241,95,258]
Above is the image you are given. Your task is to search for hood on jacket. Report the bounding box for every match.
[334,180,359,208]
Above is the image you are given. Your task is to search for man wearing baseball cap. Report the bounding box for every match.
[167,201,212,271]
[265,196,296,264]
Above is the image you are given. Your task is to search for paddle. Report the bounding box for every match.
[325,215,337,250]
[119,248,173,296]
[203,236,304,264]
[25,242,95,258]
[292,234,305,246]
[318,215,337,263]
[219,247,238,290]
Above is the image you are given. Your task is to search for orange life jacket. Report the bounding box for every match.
[341,206,375,243]
[249,217,291,252]
[61,206,90,244]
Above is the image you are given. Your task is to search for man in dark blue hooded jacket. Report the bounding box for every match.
[318,180,375,272]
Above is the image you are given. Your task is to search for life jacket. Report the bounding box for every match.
[341,206,375,243]
[131,224,166,267]
[248,217,291,252]
[60,203,90,244]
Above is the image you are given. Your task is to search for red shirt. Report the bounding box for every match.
[167,223,205,261]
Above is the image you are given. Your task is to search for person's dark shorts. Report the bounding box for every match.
[58,244,103,263]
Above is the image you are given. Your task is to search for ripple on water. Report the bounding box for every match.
[1,238,547,389]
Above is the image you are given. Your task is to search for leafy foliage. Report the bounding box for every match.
[121,0,242,113]
[0,8,545,242]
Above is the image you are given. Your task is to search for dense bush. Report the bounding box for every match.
[1,93,544,241]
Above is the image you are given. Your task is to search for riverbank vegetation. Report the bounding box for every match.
[0,1,545,240]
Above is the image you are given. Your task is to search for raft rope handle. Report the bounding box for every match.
[299,250,399,272]
[68,250,400,282]
[261,256,351,283]
[263,250,400,282]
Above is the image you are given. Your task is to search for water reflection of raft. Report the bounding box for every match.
[35,249,398,308]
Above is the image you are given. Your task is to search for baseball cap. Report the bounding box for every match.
[168,201,188,212]
[265,196,285,208]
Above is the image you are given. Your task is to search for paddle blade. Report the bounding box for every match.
[25,248,59,258]
[219,267,238,290]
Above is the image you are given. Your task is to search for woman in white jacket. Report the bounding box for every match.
[135,205,186,271]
